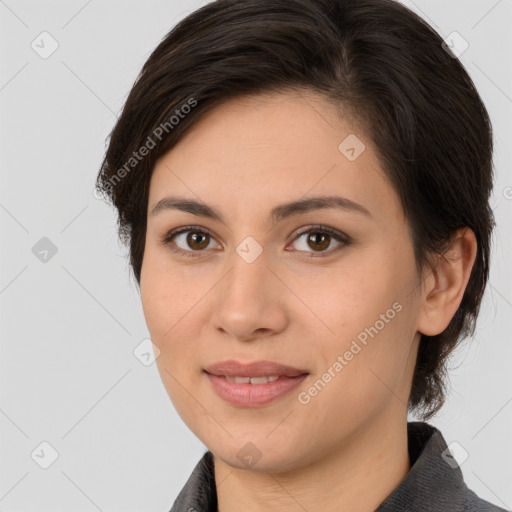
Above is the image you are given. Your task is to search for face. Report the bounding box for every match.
[140,90,426,473]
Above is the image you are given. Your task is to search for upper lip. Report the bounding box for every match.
[204,360,309,378]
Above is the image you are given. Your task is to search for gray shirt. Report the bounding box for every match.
[169,421,508,511]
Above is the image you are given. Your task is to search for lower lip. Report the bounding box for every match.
[205,372,308,407]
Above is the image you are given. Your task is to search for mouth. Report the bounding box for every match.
[204,360,309,407]
[224,375,281,384]
[204,359,309,378]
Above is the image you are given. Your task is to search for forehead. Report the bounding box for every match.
[148,91,402,226]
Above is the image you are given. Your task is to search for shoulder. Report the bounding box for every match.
[464,488,509,512]
[375,422,508,512]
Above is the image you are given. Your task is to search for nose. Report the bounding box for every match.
[210,247,288,342]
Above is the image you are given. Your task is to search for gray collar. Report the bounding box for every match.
[170,422,506,511]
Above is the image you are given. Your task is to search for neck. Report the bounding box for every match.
[214,412,411,512]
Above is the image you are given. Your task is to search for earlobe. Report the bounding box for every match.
[417,228,478,337]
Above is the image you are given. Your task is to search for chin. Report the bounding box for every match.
[207,433,311,474]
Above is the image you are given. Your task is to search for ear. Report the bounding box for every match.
[416,228,478,337]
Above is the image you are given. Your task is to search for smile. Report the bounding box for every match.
[225,375,280,384]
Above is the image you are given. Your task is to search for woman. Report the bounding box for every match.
[95,0,506,510]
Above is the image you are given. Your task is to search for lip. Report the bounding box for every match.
[204,359,308,378]
[204,360,309,407]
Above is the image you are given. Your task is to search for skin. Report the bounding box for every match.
[139,90,477,512]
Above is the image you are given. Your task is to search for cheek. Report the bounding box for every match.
[140,250,215,385]
[299,303,414,441]
[141,263,203,415]
[301,260,402,343]
[304,251,416,391]
[140,246,197,337]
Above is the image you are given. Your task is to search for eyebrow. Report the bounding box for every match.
[150,195,372,224]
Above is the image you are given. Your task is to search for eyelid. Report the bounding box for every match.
[290,225,350,244]
[160,225,220,258]
[160,224,352,258]
[288,225,352,257]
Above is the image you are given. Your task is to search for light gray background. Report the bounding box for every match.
[0,0,511,510]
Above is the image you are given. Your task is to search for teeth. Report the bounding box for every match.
[249,376,273,384]
[231,376,250,384]
[225,375,280,384]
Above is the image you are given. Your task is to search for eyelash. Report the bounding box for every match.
[160,225,352,259]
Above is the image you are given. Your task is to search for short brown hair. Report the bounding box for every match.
[95,0,495,420]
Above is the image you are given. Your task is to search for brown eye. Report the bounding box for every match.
[289,225,352,257]
[162,226,220,258]
[162,224,351,259]
[306,231,331,251]
[185,231,210,250]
